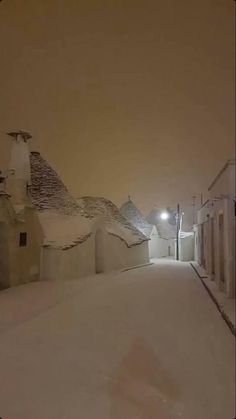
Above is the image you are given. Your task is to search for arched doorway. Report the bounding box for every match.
[95,228,104,274]
[0,222,9,289]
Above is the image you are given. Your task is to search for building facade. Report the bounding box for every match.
[194,160,235,297]
[0,132,43,289]
[0,132,149,288]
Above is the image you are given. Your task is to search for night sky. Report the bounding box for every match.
[0,0,234,216]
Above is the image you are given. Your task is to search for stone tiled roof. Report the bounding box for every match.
[30,152,87,217]
[29,152,147,248]
[120,199,153,238]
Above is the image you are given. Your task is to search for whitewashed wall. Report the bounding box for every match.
[179,234,194,261]
[95,228,149,272]
[40,235,95,281]
[149,236,170,258]
[40,229,149,281]
[209,161,235,198]
[195,188,235,297]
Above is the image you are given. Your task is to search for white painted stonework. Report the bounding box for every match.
[1,137,149,288]
[179,231,194,261]
[41,236,95,281]
[194,160,235,297]
[9,139,31,181]
[7,138,31,205]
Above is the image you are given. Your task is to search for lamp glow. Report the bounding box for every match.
[160,211,169,220]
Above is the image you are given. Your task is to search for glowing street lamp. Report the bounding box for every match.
[160,211,169,220]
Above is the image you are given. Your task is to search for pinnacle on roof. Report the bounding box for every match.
[7,130,32,142]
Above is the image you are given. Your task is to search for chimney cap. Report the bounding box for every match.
[7,130,32,142]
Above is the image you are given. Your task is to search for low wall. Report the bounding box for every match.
[40,229,149,281]
[179,236,194,261]
[96,230,149,273]
[149,236,175,259]
[41,235,95,281]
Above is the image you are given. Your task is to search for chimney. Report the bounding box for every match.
[6,130,32,204]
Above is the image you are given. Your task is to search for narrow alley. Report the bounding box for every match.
[0,260,234,419]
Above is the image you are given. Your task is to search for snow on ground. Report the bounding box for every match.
[191,261,235,329]
[0,260,235,419]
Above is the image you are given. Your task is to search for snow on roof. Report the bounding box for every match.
[77,196,148,246]
[30,153,147,249]
[30,152,86,216]
[119,198,153,238]
[30,152,91,249]
[36,211,92,249]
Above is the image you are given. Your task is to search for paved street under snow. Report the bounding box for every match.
[0,260,235,419]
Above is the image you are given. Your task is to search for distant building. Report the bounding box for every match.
[0,132,149,289]
[194,160,235,297]
[146,205,176,257]
[120,198,174,258]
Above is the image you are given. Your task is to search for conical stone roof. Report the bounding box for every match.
[30,153,147,249]
[120,198,153,238]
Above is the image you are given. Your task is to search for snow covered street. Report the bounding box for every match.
[0,260,235,419]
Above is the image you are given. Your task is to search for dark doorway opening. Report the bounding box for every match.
[219,214,225,285]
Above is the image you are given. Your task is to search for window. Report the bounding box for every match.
[19,232,27,247]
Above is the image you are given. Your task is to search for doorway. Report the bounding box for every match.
[200,224,205,268]
[210,217,215,277]
[218,214,225,286]
[95,228,104,274]
[0,222,9,289]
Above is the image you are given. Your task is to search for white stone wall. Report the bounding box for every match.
[0,198,42,288]
[209,161,235,199]
[7,139,31,205]
[195,197,235,297]
[149,235,174,258]
[40,236,95,281]
[179,235,194,262]
[9,140,31,182]
[40,230,149,281]
[95,229,149,272]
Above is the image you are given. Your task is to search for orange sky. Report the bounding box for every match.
[0,0,234,216]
